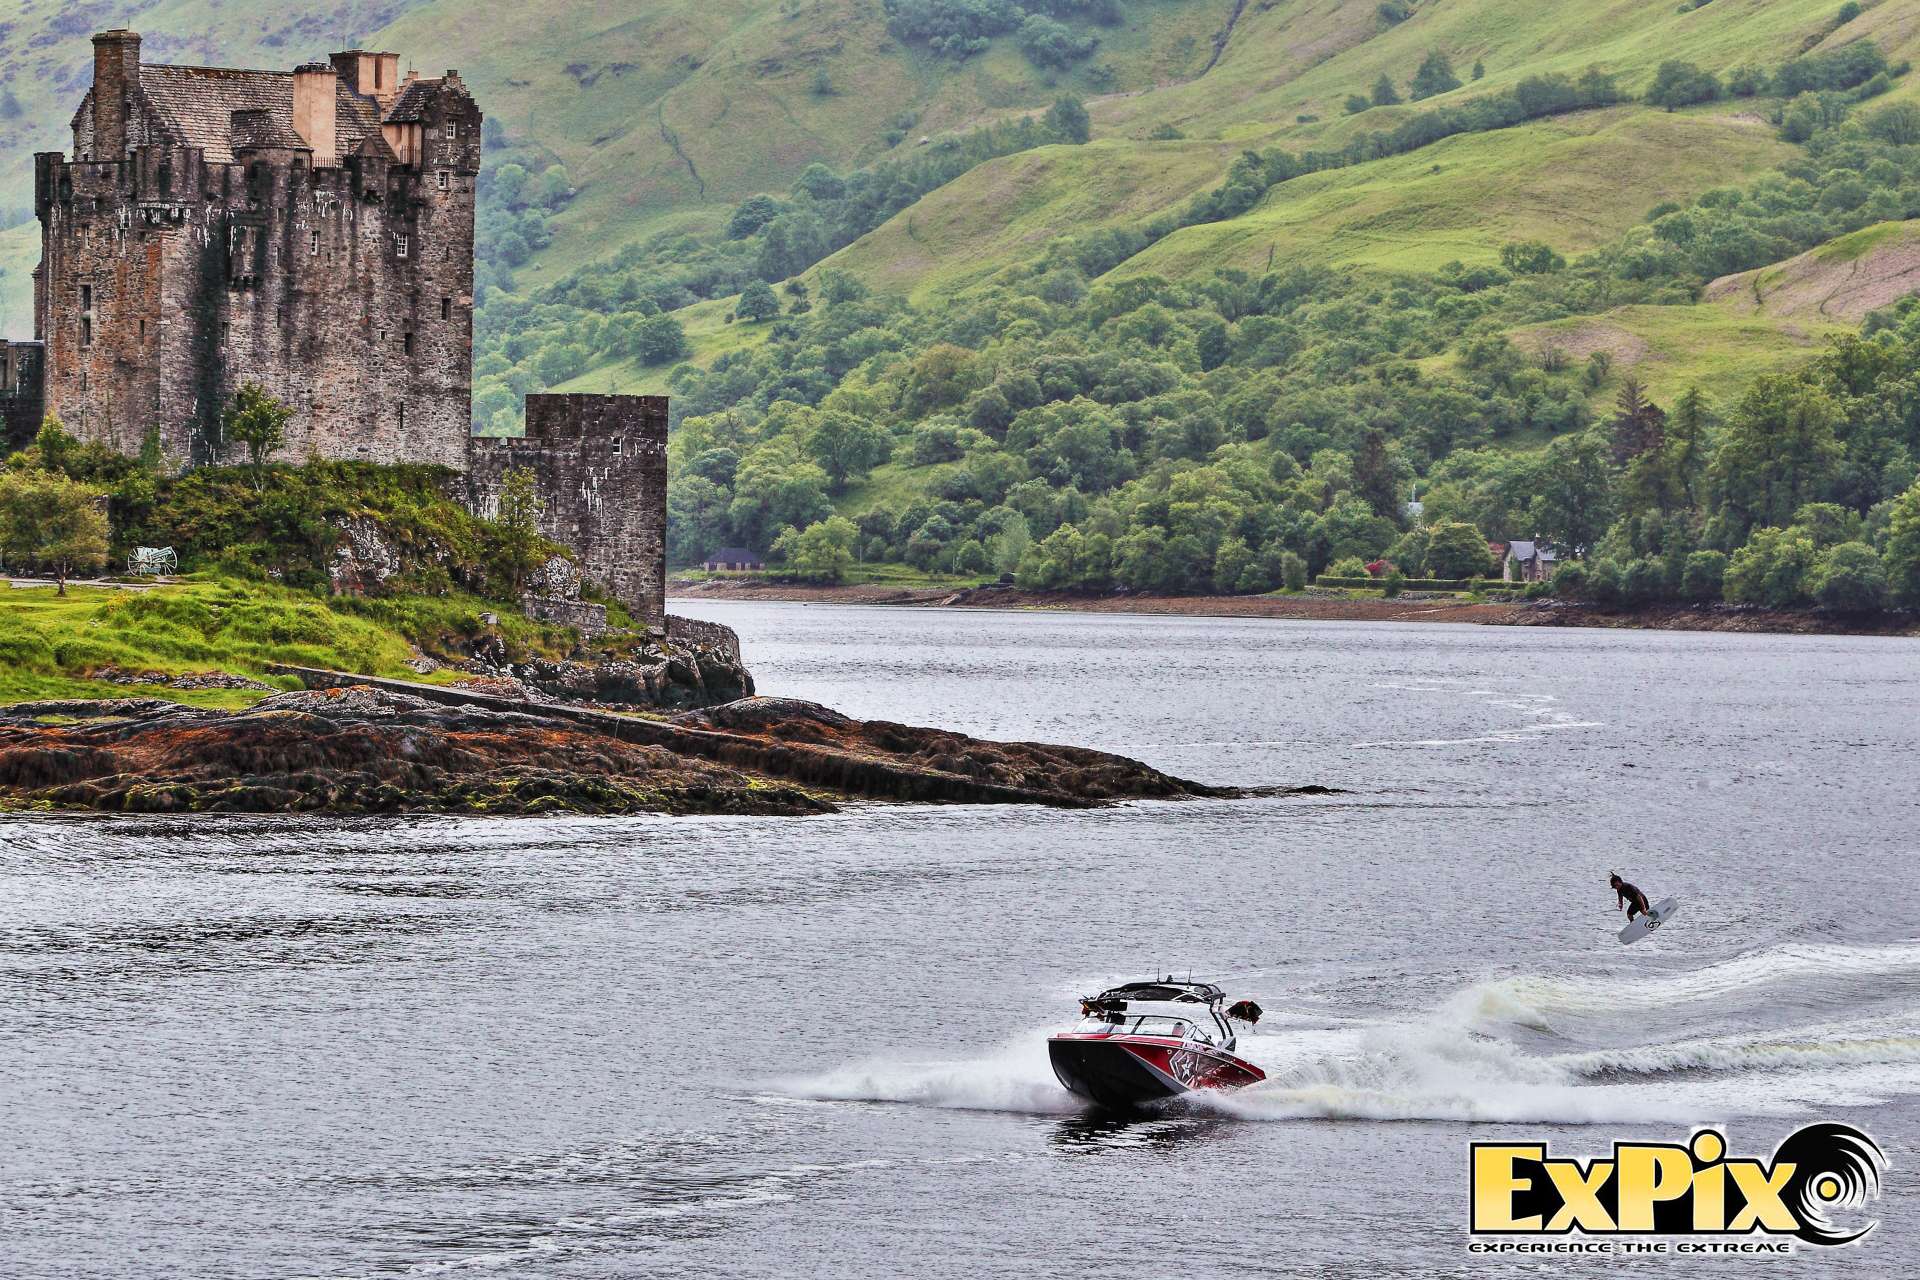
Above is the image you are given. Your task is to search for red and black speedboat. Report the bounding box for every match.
[1048,979,1265,1109]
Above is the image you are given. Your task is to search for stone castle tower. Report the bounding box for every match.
[34,31,479,468]
[18,32,676,630]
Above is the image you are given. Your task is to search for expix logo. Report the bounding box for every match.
[1471,1124,1887,1248]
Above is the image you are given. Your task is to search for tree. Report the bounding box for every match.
[492,162,530,207]
[1646,61,1720,110]
[1410,51,1462,100]
[222,382,291,482]
[953,538,990,576]
[806,411,893,489]
[773,515,859,583]
[1709,376,1841,537]
[1471,59,1486,81]
[1499,240,1565,275]
[1810,541,1886,612]
[1370,73,1402,107]
[1609,377,1665,466]
[1531,431,1613,555]
[726,194,783,240]
[1344,94,1372,115]
[1018,15,1096,69]
[1680,550,1727,602]
[1045,96,1091,144]
[1280,551,1308,591]
[737,279,780,322]
[1196,318,1231,372]
[1352,429,1401,520]
[494,465,544,594]
[1724,527,1816,607]
[1425,522,1492,579]
[811,67,835,96]
[0,469,108,595]
[1865,101,1920,146]
[538,165,573,208]
[1881,479,1920,608]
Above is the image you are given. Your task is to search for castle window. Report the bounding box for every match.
[445,122,457,140]
[441,296,452,321]
[398,401,406,433]
[395,234,409,259]
[80,284,92,311]
[403,332,414,356]
[612,437,622,456]
[436,171,449,191]
[81,317,92,347]
[310,229,319,255]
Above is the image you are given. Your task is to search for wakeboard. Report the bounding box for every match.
[1618,897,1680,945]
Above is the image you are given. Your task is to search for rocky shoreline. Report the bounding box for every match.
[0,684,1252,817]
[670,580,1920,637]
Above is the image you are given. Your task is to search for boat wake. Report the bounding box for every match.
[773,942,1920,1126]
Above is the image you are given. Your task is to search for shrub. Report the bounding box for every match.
[1280,551,1308,591]
[1810,541,1886,611]
[1424,522,1492,579]
[1680,550,1727,602]
[1550,561,1589,599]
[1382,568,1406,598]
[1329,555,1370,578]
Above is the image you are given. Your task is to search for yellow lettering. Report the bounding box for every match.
[1617,1146,1693,1230]
[1691,1159,1725,1230]
[1545,1160,1616,1231]
[1474,1145,1546,1231]
[1727,1161,1798,1231]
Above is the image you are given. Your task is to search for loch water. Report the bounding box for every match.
[2,602,1916,1277]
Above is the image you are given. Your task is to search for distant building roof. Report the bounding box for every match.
[706,547,763,563]
[1506,540,1559,563]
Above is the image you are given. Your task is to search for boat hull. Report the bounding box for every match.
[1048,1035,1264,1109]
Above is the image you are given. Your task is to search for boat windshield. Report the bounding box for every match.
[1073,1014,1216,1044]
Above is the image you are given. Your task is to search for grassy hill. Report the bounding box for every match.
[5,0,1920,614]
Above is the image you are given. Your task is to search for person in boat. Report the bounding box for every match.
[1609,872,1652,922]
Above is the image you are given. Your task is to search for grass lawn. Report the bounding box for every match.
[0,577,589,707]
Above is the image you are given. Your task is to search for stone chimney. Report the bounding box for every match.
[292,62,338,167]
[329,49,403,113]
[91,29,142,161]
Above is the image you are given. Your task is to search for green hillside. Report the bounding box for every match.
[5,0,1920,616]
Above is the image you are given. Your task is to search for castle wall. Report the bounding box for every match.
[34,53,479,470]
[467,395,669,627]
[0,340,46,453]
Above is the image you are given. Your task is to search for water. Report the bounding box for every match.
[3,602,1916,1277]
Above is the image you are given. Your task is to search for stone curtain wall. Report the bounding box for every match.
[467,394,669,626]
[0,340,46,453]
[666,615,744,665]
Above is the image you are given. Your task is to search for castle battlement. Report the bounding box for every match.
[33,30,480,468]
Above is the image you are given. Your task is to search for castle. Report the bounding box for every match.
[13,31,671,627]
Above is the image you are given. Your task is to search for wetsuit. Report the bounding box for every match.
[1615,880,1651,921]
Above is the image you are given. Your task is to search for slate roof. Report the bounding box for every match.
[706,547,765,564]
[1506,540,1558,563]
[110,64,386,163]
[385,78,444,123]
[227,108,310,153]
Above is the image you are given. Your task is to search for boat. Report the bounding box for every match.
[1048,978,1266,1109]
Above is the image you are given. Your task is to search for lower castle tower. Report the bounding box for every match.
[467,395,670,628]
